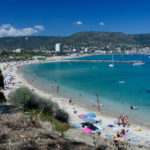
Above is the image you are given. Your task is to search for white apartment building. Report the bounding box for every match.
[55,43,62,53]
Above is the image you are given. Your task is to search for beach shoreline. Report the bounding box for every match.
[1,59,150,148]
[18,65,150,128]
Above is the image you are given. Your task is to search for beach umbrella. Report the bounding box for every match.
[82,128,92,133]
[84,118,96,124]
[71,123,80,128]
[78,114,87,119]
[86,113,96,118]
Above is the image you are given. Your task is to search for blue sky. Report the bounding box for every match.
[0,0,150,36]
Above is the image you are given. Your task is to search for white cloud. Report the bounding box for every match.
[99,22,104,26]
[34,25,44,30]
[0,24,44,37]
[74,21,83,25]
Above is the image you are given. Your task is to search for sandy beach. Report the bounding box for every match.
[1,59,150,148]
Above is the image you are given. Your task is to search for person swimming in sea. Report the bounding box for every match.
[130,104,138,110]
[133,105,138,110]
[130,104,133,109]
[69,97,73,105]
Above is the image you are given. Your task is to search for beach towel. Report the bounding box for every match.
[106,134,112,138]
[108,124,114,128]
[82,128,92,133]
[71,123,80,128]
[135,129,142,131]
[114,119,119,125]
[121,134,128,138]
[128,136,140,142]
[112,127,121,131]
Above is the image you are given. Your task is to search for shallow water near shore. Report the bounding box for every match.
[20,55,150,127]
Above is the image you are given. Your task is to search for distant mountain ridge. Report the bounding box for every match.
[0,32,150,51]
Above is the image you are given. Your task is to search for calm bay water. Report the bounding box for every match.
[21,55,150,126]
[71,54,150,63]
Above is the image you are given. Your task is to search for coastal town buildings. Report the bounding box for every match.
[13,49,22,53]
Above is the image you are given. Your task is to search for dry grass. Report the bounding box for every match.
[0,113,94,150]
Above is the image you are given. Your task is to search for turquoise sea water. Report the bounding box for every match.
[71,54,150,63]
[21,55,150,126]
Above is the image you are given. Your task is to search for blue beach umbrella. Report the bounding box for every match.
[84,118,96,124]
[86,113,96,118]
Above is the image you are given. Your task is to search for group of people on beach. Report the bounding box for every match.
[118,114,129,127]
[91,99,103,112]
[96,93,103,112]
[49,81,60,94]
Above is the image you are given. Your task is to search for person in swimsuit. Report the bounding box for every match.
[130,104,133,110]
[69,97,72,105]
[91,99,94,106]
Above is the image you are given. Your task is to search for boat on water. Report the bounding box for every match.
[109,64,114,67]
[109,53,114,67]
[133,61,145,66]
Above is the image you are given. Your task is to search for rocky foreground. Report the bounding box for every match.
[0,113,95,150]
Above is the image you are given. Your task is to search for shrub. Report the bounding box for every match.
[27,109,71,133]
[8,87,59,114]
[0,91,6,103]
[8,87,34,109]
[9,87,69,123]
[25,95,39,110]
[39,99,59,115]
[53,109,69,123]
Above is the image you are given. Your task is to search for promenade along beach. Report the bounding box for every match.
[1,54,150,148]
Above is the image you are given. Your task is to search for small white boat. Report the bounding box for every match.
[109,64,114,67]
[109,53,114,67]
[133,62,145,66]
